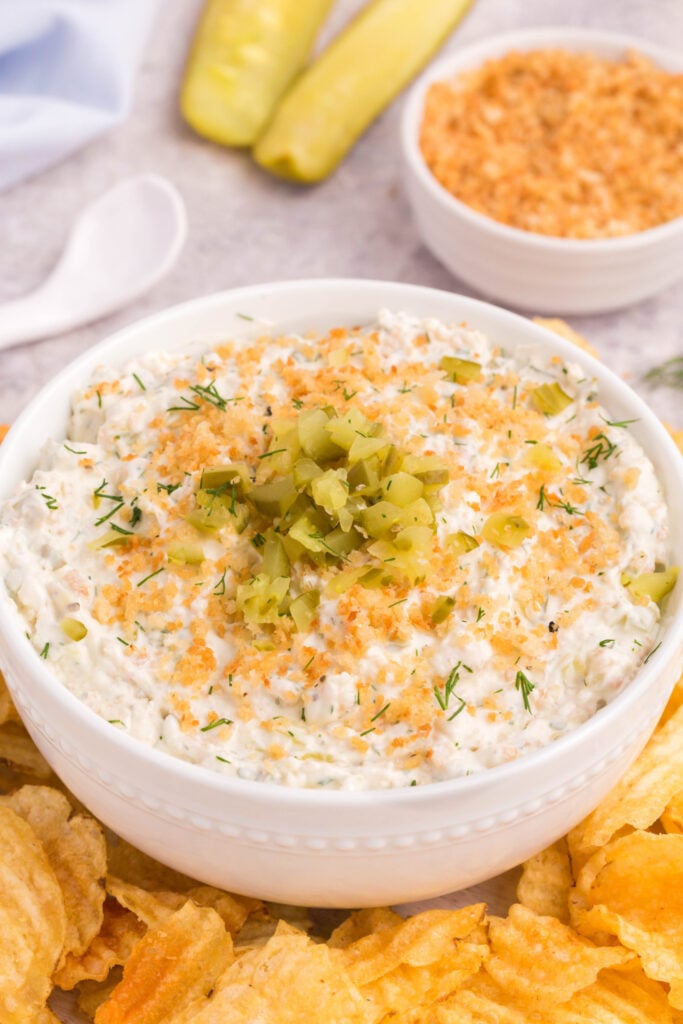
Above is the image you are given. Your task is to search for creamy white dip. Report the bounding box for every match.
[0,312,671,789]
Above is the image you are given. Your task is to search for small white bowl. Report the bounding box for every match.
[401,28,683,315]
[1,280,683,907]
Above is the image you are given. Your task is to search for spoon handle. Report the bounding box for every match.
[0,295,70,351]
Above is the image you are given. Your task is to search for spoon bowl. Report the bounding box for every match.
[0,174,186,350]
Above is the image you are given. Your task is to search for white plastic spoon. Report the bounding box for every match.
[0,174,187,351]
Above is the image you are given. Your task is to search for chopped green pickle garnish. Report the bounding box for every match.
[531,383,573,416]
[431,595,456,624]
[439,356,482,384]
[622,567,678,604]
[194,403,450,631]
[167,541,205,565]
[445,531,480,556]
[481,513,532,549]
[61,618,88,642]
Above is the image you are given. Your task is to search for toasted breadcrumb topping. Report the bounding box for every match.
[420,49,683,239]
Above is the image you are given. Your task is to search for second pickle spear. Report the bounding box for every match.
[180,0,335,147]
[253,0,474,182]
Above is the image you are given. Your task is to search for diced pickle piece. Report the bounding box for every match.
[324,566,365,596]
[622,567,679,604]
[481,513,532,549]
[290,589,320,631]
[292,458,323,489]
[381,472,423,507]
[311,468,348,513]
[531,383,573,416]
[380,445,403,478]
[200,463,251,492]
[88,529,133,550]
[439,356,482,384]
[325,408,374,450]
[445,531,480,556]
[61,618,87,641]
[360,501,404,538]
[298,408,344,462]
[249,476,298,518]
[397,497,434,528]
[401,454,449,488]
[370,526,432,584]
[288,509,332,552]
[358,566,394,589]
[522,443,562,473]
[236,573,290,624]
[347,458,381,496]
[261,532,290,578]
[431,595,456,624]
[191,494,249,532]
[323,526,363,559]
[168,541,205,565]
[348,434,389,464]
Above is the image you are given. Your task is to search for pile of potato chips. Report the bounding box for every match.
[2,666,683,1024]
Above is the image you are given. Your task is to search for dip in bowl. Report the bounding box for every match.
[0,280,681,905]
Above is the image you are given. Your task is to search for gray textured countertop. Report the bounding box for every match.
[1,0,682,428]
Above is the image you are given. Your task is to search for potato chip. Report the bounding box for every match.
[662,790,683,834]
[104,830,196,892]
[0,670,20,725]
[106,875,183,929]
[485,903,632,1008]
[571,830,683,1008]
[54,897,145,990]
[549,963,680,1024]
[94,901,234,1024]
[334,905,488,1018]
[661,670,683,726]
[0,805,66,1022]
[533,317,600,358]
[516,837,572,923]
[568,702,683,870]
[233,902,310,952]
[1,785,107,967]
[0,721,52,778]
[329,907,404,948]
[170,921,372,1024]
[424,962,679,1024]
[106,875,260,937]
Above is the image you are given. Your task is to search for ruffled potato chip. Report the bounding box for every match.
[571,830,683,1008]
[170,921,371,1024]
[533,317,600,358]
[662,790,683,834]
[422,961,678,1024]
[104,831,196,893]
[568,702,683,870]
[1,785,107,969]
[329,907,404,948]
[516,838,572,923]
[660,670,683,726]
[107,875,260,936]
[0,670,20,725]
[0,805,66,1022]
[485,903,632,1008]
[0,721,52,778]
[76,974,123,1021]
[94,901,234,1024]
[54,897,145,990]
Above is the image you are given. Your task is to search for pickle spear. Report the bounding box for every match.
[180,0,335,147]
[254,0,474,182]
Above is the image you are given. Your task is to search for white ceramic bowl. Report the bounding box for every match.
[1,280,683,907]
[401,28,683,315]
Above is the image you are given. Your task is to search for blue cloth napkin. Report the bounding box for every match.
[0,0,156,192]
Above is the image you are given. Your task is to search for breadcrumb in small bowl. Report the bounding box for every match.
[401,28,683,315]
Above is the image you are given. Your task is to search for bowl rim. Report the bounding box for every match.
[1,277,682,810]
[401,25,683,252]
